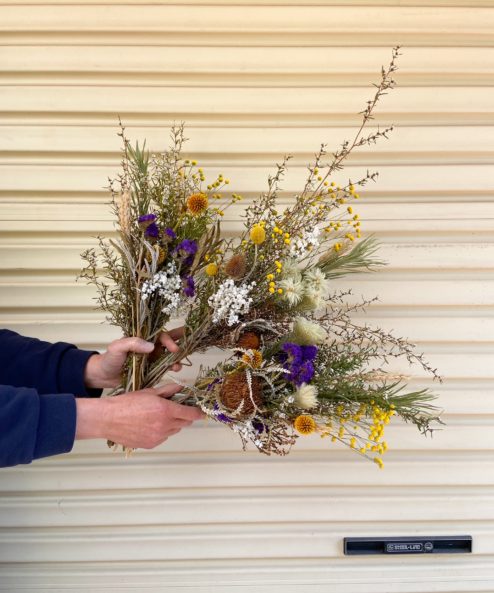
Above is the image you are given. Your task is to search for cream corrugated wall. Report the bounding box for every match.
[1,2,494,592]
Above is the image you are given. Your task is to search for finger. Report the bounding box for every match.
[158,332,180,353]
[173,419,193,429]
[108,337,154,357]
[168,400,205,422]
[168,326,185,340]
[171,363,182,372]
[153,383,183,399]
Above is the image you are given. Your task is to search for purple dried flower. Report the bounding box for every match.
[144,222,160,239]
[293,360,315,386]
[280,342,303,365]
[280,342,316,386]
[164,227,177,240]
[213,402,232,424]
[301,345,318,362]
[183,275,195,298]
[138,213,157,225]
[175,239,198,256]
[252,420,265,434]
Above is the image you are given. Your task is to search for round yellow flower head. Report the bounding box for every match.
[187,193,209,216]
[205,262,218,277]
[250,224,266,245]
[294,415,317,436]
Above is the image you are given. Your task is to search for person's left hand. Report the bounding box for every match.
[84,327,184,389]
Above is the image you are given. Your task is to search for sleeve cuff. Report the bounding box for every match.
[57,348,103,398]
[33,393,76,461]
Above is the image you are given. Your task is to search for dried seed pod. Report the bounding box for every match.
[237,331,261,350]
[219,370,262,417]
[225,254,247,279]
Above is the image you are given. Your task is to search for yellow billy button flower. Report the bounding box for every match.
[187,193,208,216]
[250,224,266,245]
[205,262,218,276]
[294,415,317,436]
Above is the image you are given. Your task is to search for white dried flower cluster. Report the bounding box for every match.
[141,262,183,315]
[289,227,321,258]
[208,279,256,326]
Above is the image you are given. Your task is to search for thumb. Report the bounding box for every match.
[153,383,183,399]
[108,337,155,357]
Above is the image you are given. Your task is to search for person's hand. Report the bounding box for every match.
[84,327,184,389]
[75,382,204,449]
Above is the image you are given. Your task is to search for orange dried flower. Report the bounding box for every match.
[187,193,208,215]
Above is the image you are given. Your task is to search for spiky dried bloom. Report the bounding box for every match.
[187,193,208,215]
[225,254,247,279]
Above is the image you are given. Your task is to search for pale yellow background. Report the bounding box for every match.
[1,1,494,591]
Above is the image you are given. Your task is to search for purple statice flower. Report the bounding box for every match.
[293,360,315,386]
[207,378,221,391]
[144,222,160,239]
[176,239,198,255]
[164,227,177,240]
[280,342,303,365]
[301,345,318,362]
[280,341,317,386]
[252,420,265,434]
[183,275,195,298]
[175,239,198,266]
[213,403,232,424]
[138,213,157,226]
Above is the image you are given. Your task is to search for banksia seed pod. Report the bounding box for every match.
[237,331,261,350]
[225,254,247,279]
[219,370,262,417]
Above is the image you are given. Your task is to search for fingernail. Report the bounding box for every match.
[144,342,154,351]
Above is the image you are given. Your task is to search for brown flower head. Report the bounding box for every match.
[187,193,209,216]
[219,370,262,417]
[225,254,247,279]
[237,331,261,350]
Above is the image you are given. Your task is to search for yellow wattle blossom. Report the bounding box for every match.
[187,193,209,215]
[205,262,218,276]
[294,415,317,436]
[250,224,266,245]
[374,457,384,469]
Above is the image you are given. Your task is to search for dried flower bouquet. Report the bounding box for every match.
[81,48,442,465]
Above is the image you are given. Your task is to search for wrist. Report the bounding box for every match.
[75,397,112,440]
[83,353,104,389]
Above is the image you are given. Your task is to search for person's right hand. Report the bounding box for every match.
[75,383,204,449]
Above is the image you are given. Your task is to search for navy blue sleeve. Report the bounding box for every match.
[0,384,76,467]
[0,329,101,397]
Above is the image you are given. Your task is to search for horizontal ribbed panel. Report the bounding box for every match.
[1,2,493,592]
